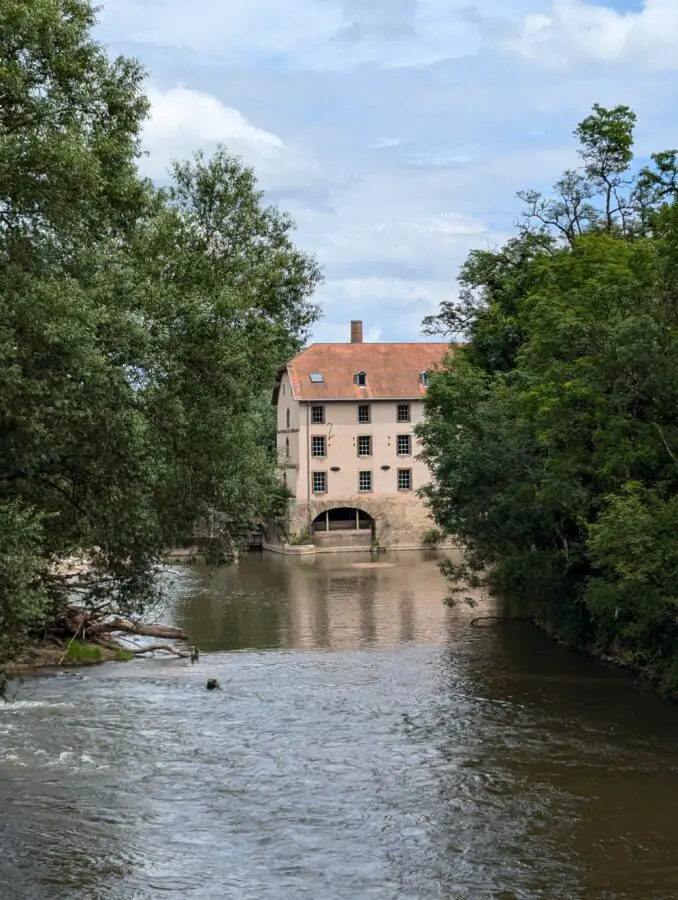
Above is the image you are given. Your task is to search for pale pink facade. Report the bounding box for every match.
[277,376,429,505]
[270,323,455,552]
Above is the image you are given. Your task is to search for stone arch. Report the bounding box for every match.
[308,495,380,521]
[312,506,375,533]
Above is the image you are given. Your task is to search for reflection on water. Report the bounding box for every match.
[2,551,678,900]
[173,551,468,652]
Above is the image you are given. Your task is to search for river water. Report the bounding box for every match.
[2,550,678,900]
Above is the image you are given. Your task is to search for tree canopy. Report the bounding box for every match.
[420,105,678,694]
[0,0,321,674]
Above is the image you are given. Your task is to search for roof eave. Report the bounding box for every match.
[294,394,429,402]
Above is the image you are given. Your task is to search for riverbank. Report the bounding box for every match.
[1,605,191,686]
[3,639,135,680]
[530,612,675,700]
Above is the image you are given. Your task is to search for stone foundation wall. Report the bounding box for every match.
[286,494,456,551]
[313,530,372,552]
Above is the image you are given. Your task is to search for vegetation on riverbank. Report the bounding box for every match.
[420,105,678,697]
[0,0,320,690]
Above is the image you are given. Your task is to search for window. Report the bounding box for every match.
[357,404,371,424]
[310,373,324,383]
[312,471,327,494]
[397,468,412,491]
[311,405,325,424]
[420,371,430,387]
[354,371,367,387]
[311,435,326,457]
[396,434,411,456]
[285,437,290,458]
[358,470,372,492]
[286,408,290,429]
[357,435,372,457]
[397,404,411,423]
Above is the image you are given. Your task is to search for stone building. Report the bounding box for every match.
[270,320,454,552]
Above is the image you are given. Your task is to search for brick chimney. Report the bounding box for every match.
[350,320,363,343]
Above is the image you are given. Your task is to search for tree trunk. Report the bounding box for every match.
[91,618,186,640]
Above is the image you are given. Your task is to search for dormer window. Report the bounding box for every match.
[354,371,367,387]
[310,372,324,383]
[420,371,430,387]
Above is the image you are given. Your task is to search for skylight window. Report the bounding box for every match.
[309,373,324,383]
[354,371,367,387]
[420,371,430,386]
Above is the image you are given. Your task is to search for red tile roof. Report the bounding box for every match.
[275,342,454,402]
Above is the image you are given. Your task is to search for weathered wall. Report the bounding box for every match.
[276,370,301,496]
[313,531,372,552]
[287,493,452,551]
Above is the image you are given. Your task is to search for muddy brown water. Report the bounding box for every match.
[2,550,678,899]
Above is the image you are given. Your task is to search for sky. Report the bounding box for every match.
[96,0,678,343]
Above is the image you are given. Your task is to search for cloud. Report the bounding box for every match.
[312,277,451,343]
[507,0,678,69]
[98,0,342,60]
[101,0,678,75]
[98,0,491,72]
[332,0,418,39]
[97,1,678,341]
[369,137,403,150]
[141,86,321,191]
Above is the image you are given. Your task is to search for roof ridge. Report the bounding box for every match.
[282,340,452,367]
[291,341,452,349]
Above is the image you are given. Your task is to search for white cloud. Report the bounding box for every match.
[427,214,487,237]
[98,0,498,72]
[98,1,678,340]
[99,0,342,60]
[508,0,678,69]
[101,0,678,75]
[313,276,452,342]
[308,202,489,280]
[141,86,321,190]
[369,137,403,149]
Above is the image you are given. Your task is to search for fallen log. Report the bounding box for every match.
[91,618,186,640]
[470,615,533,627]
[128,643,189,658]
[92,638,189,658]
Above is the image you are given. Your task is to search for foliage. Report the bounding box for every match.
[421,528,442,548]
[288,525,312,546]
[420,104,678,693]
[65,639,101,663]
[0,0,321,674]
[0,502,51,668]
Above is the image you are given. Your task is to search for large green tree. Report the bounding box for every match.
[0,0,320,672]
[420,106,678,693]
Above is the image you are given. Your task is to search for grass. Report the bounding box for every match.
[65,639,102,663]
[115,648,135,662]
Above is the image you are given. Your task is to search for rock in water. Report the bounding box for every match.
[206,678,219,691]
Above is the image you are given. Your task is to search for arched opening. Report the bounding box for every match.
[286,408,290,428]
[312,507,374,533]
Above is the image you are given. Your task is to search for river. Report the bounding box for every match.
[2,550,678,899]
